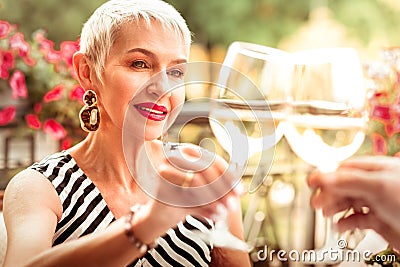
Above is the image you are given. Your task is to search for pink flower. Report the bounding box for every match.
[34,31,62,63]
[33,103,42,114]
[25,114,41,129]
[33,30,45,41]
[0,65,8,80]
[38,36,55,52]
[60,138,72,150]
[372,133,388,155]
[22,56,35,66]
[0,22,86,141]
[43,119,66,140]
[1,51,14,69]
[370,104,391,123]
[0,20,10,39]
[0,105,16,126]
[9,70,28,99]
[0,51,14,79]
[384,124,394,138]
[43,84,64,103]
[69,85,84,103]
[60,41,79,67]
[10,32,29,57]
[371,92,387,98]
[45,50,61,63]
[9,32,35,66]
[385,110,400,138]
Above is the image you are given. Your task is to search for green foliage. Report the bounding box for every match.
[166,0,310,48]
[329,0,400,45]
[0,0,107,45]
[1,0,400,50]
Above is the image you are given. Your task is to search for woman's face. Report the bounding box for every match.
[97,19,188,140]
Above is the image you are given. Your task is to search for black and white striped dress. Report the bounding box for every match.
[29,150,214,267]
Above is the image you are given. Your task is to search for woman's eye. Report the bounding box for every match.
[131,60,148,69]
[167,69,185,79]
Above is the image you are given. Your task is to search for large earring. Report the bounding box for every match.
[79,90,100,132]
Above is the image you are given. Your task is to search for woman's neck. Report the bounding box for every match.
[68,129,146,190]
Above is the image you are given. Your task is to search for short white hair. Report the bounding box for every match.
[79,0,191,82]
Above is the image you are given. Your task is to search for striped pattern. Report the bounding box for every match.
[29,151,214,267]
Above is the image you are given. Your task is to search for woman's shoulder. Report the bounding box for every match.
[4,150,79,200]
[3,168,62,223]
[4,168,63,218]
[6,168,56,192]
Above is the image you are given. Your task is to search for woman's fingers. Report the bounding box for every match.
[308,168,383,201]
[311,185,400,241]
[163,145,240,193]
[337,211,400,250]
[142,144,244,215]
[311,190,368,217]
[157,162,240,203]
[167,145,228,173]
[339,155,400,171]
[157,160,220,187]
[153,143,245,221]
[307,156,400,251]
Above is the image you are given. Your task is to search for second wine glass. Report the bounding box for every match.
[284,47,368,264]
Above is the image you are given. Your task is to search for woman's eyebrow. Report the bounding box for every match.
[126,48,187,65]
[126,47,155,57]
[172,59,187,65]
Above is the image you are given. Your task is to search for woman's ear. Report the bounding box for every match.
[73,52,94,89]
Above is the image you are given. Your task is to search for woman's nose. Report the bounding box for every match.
[146,70,172,98]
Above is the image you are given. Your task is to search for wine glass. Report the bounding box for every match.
[283,47,368,264]
[210,41,293,193]
[204,42,294,251]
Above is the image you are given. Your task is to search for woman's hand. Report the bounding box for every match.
[307,156,400,250]
[132,141,245,244]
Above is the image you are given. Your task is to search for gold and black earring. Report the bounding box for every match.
[79,90,100,132]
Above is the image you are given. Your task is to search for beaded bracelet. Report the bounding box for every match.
[124,204,157,254]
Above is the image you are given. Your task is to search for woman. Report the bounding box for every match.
[2,0,251,266]
[308,155,400,251]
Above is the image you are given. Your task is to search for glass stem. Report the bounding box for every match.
[324,217,339,247]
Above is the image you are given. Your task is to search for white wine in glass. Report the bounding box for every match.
[210,42,292,193]
[284,47,368,264]
[284,102,366,173]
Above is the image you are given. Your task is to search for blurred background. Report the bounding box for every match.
[1,0,399,265]
[1,0,400,61]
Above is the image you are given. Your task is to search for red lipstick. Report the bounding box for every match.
[134,102,168,121]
